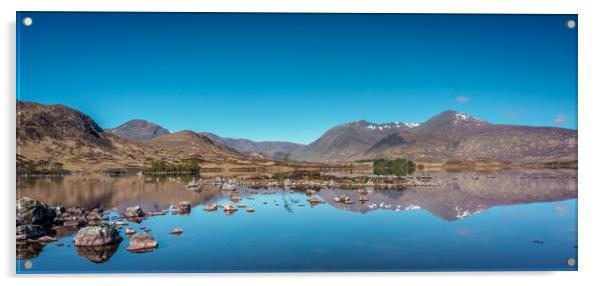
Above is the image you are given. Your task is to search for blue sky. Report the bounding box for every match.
[17,13,577,144]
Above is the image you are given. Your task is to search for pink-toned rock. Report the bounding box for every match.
[73,225,123,247]
[127,232,158,253]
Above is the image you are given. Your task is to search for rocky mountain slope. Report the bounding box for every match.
[291,110,577,162]
[105,119,171,141]
[16,101,248,172]
[290,120,420,162]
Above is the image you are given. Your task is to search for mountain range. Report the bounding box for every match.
[17,101,577,171]
[16,101,250,172]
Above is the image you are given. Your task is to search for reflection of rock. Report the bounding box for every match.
[73,225,123,246]
[16,197,55,227]
[319,170,578,220]
[76,243,120,263]
[127,232,158,253]
[16,240,44,260]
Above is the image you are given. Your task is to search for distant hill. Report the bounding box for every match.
[16,101,248,172]
[17,101,577,171]
[291,110,577,162]
[105,119,171,141]
[146,131,246,162]
[200,132,305,159]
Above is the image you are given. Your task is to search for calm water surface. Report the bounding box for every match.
[16,170,577,272]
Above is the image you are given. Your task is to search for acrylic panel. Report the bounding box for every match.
[16,12,578,273]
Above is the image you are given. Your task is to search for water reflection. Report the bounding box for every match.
[76,244,120,263]
[17,169,577,222]
[319,170,577,220]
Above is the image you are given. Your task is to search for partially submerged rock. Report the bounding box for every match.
[124,206,145,218]
[359,195,369,203]
[230,194,241,202]
[178,201,191,212]
[187,178,203,191]
[203,203,218,212]
[223,204,237,214]
[16,197,55,227]
[125,227,136,235]
[36,235,58,243]
[127,232,158,253]
[16,224,46,240]
[170,227,183,235]
[73,225,123,247]
[307,197,323,205]
[334,195,352,204]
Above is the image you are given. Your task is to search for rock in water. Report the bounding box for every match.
[230,194,241,202]
[359,195,369,203]
[187,178,203,191]
[178,201,191,212]
[73,225,123,246]
[125,227,136,235]
[16,197,55,227]
[16,224,46,240]
[124,206,145,218]
[307,197,323,205]
[203,203,218,212]
[170,227,183,235]
[127,232,158,253]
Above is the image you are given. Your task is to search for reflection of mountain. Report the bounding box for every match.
[318,170,577,221]
[17,175,226,212]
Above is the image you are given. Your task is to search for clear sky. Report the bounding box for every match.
[17,13,577,144]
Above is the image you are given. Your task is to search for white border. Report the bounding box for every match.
[2,0,602,285]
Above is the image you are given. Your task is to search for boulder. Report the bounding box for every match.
[37,235,58,243]
[230,194,241,202]
[187,178,203,191]
[359,195,369,203]
[178,201,191,212]
[307,197,323,205]
[124,206,145,218]
[16,224,46,240]
[223,204,237,212]
[125,227,136,235]
[203,203,218,212]
[16,197,55,227]
[221,181,237,191]
[66,206,85,217]
[246,208,255,213]
[170,227,183,235]
[127,232,158,253]
[73,225,123,247]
